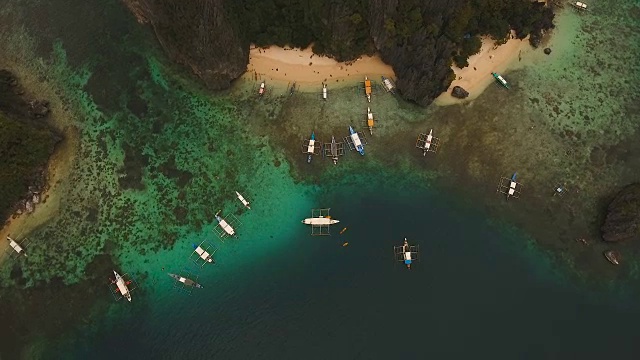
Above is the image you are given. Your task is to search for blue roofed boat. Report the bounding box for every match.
[349,126,365,156]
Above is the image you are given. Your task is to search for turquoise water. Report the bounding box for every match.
[45,176,640,358]
[1,0,640,358]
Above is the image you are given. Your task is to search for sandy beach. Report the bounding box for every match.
[434,33,532,106]
[0,133,75,263]
[243,45,396,92]
[0,127,76,265]
[245,37,530,102]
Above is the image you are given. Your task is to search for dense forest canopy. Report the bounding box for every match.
[224,0,554,66]
[0,114,57,222]
[122,0,553,105]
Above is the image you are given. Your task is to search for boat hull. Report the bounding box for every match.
[303,217,340,225]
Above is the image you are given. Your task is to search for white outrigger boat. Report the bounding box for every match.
[235,191,251,209]
[423,129,434,156]
[215,210,236,237]
[113,270,132,302]
[302,216,340,226]
[6,236,27,257]
[381,76,395,93]
[497,172,522,200]
[303,208,339,235]
[570,1,588,10]
[322,83,327,100]
[192,243,214,263]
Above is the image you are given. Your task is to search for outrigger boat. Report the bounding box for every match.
[507,173,518,199]
[364,76,372,102]
[215,210,236,237]
[367,107,374,135]
[303,208,339,235]
[192,243,214,263]
[168,273,203,288]
[402,238,412,269]
[349,126,365,156]
[393,238,419,269]
[235,191,251,209]
[570,1,588,10]
[330,136,339,164]
[302,214,340,226]
[322,83,327,100]
[307,131,317,164]
[423,129,434,156]
[381,76,395,93]
[258,81,266,96]
[6,236,27,257]
[113,270,132,302]
[604,250,620,265]
[492,72,509,89]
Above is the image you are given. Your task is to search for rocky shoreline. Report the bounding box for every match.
[120,0,555,106]
[0,69,62,224]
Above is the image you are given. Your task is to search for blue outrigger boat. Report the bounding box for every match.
[349,126,365,156]
[492,72,509,89]
[307,131,317,163]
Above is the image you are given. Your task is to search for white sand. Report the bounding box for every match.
[434,32,532,106]
[243,45,396,91]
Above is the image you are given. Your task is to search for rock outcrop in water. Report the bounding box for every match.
[601,183,640,243]
[121,0,554,106]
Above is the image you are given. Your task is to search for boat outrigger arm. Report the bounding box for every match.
[113,270,132,302]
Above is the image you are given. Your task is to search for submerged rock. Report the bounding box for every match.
[544,48,552,55]
[451,86,469,99]
[29,100,50,118]
[601,183,640,242]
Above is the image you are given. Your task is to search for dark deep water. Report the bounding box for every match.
[44,178,640,359]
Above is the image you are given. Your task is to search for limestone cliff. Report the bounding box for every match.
[121,0,552,106]
[121,0,247,89]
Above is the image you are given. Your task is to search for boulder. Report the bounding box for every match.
[544,48,552,55]
[451,86,469,99]
[29,100,50,118]
[601,183,640,242]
